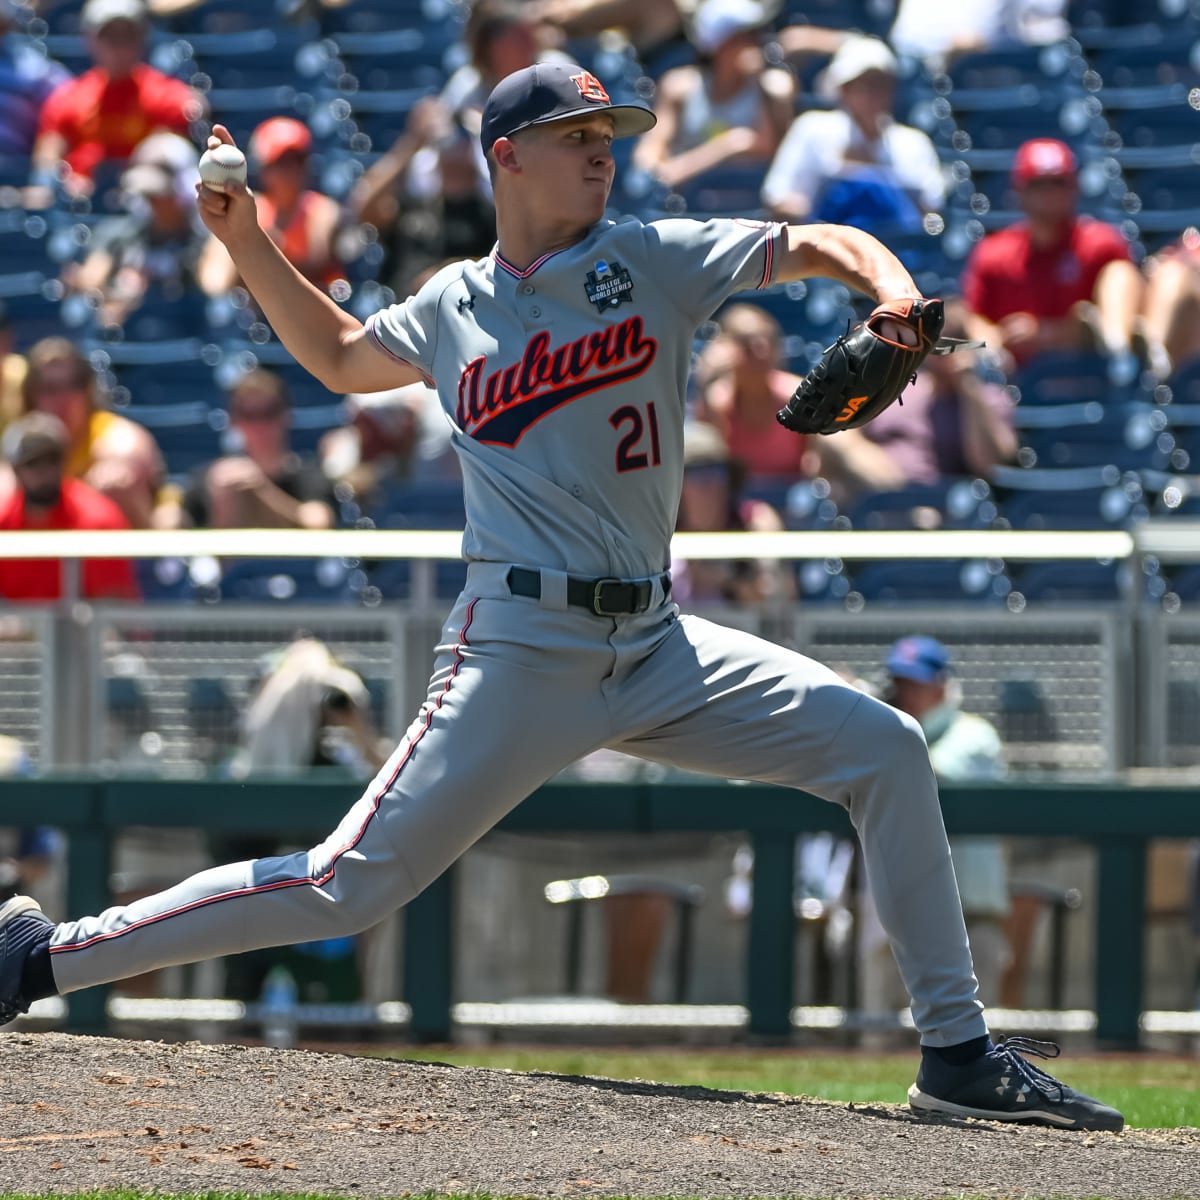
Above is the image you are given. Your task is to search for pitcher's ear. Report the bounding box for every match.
[491,136,520,174]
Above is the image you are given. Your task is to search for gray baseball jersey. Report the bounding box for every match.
[45,213,985,1049]
[365,215,782,578]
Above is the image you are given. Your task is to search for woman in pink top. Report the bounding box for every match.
[694,302,811,480]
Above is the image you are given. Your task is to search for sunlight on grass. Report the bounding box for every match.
[373,1045,1200,1129]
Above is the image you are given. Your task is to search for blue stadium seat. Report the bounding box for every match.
[0,155,30,187]
[1010,352,1131,406]
[1016,403,1173,471]
[0,209,55,274]
[119,288,211,343]
[218,341,342,407]
[31,0,86,35]
[844,479,995,530]
[1070,13,1177,51]
[993,463,1148,528]
[951,99,1087,156]
[0,271,66,348]
[1163,357,1200,405]
[780,0,891,35]
[869,225,952,293]
[217,557,361,603]
[323,0,458,35]
[135,556,198,602]
[191,29,336,91]
[345,90,437,153]
[376,480,467,529]
[1091,41,1200,91]
[673,166,768,219]
[168,0,308,35]
[94,336,211,368]
[334,27,458,90]
[1122,165,1200,242]
[1011,559,1122,602]
[783,480,841,531]
[1162,565,1200,601]
[946,44,1080,97]
[1106,91,1199,156]
[1156,399,1200,470]
[366,557,468,601]
[848,558,1008,603]
[36,32,93,74]
[794,557,852,603]
[741,475,796,513]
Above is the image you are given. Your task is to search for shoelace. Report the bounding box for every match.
[993,1036,1066,1103]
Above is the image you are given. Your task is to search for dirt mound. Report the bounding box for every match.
[0,1033,1197,1197]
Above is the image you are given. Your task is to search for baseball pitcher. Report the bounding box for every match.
[0,62,1119,1132]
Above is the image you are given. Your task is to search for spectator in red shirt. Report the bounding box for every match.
[961,139,1143,375]
[0,412,139,602]
[31,0,203,200]
[199,117,344,297]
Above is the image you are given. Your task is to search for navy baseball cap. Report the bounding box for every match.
[480,63,656,155]
[887,636,952,684]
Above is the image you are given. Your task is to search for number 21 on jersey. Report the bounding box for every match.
[610,402,662,472]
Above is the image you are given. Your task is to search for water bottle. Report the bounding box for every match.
[259,964,299,1048]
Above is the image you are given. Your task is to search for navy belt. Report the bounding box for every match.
[507,566,670,617]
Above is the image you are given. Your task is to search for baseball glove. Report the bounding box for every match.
[776,297,980,436]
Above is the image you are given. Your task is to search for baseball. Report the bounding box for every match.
[198,144,247,191]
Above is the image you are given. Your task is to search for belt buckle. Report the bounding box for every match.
[591,577,629,616]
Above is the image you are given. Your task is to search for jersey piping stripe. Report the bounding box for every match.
[758,224,781,290]
[365,313,435,386]
[50,599,480,958]
[492,247,562,279]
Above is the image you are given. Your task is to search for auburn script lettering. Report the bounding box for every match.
[457,315,658,447]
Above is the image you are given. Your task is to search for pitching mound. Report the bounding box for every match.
[0,1033,1197,1197]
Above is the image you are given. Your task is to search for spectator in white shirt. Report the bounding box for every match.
[761,36,945,232]
[889,0,1069,70]
[632,0,794,192]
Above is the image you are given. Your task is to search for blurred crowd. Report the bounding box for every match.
[0,0,1195,607]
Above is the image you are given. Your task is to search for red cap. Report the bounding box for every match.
[250,117,313,165]
[1011,138,1077,188]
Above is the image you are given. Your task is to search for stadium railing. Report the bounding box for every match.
[3,525,1200,1049]
[2,773,1198,1051]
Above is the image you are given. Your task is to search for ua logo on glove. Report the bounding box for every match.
[835,395,869,424]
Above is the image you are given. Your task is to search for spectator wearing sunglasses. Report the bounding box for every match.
[155,368,336,531]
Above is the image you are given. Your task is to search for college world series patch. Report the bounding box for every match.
[584,259,634,311]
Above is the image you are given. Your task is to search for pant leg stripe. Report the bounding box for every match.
[51,598,480,956]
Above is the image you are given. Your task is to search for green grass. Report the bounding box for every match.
[371,1044,1200,1129]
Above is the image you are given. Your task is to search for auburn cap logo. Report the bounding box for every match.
[571,70,610,103]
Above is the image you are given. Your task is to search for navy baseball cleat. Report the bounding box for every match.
[0,895,53,1027]
[908,1036,1124,1132]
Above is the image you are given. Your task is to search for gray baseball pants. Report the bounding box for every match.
[48,562,986,1046]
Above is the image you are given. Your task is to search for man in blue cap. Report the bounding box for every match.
[859,635,1010,1023]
